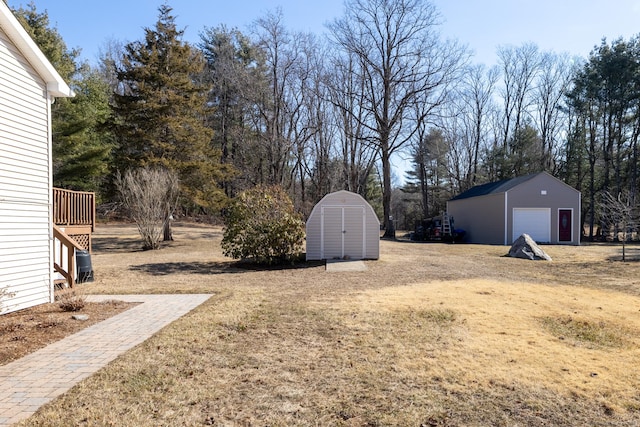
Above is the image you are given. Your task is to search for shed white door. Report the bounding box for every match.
[321,206,365,259]
[513,208,551,243]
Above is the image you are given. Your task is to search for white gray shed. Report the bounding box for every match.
[306,190,380,261]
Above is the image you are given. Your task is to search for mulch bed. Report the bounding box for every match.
[0,300,136,366]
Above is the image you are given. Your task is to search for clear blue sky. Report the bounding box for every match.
[7,0,640,66]
[434,0,640,63]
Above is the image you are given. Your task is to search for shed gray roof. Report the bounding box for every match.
[450,173,542,201]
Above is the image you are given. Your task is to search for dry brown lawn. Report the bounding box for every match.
[15,222,640,426]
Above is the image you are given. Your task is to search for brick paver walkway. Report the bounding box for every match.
[0,294,211,426]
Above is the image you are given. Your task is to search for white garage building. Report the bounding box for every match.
[447,172,581,245]
[306,190,380,260]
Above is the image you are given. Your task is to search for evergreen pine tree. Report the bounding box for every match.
[52,67,113,192]
[111,4,229,211]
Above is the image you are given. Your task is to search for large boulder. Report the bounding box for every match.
[508,234,552,261]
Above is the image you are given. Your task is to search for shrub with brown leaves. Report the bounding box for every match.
[56,288,87,312]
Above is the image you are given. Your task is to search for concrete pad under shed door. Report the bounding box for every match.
[325,260,368,272]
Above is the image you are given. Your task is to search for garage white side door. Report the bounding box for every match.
[513,208,551,243]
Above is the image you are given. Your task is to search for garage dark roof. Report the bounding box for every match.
[450,173,541,201]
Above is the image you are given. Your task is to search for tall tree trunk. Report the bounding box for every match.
[163,210,173,242]
[381,146,395,239]
[588,127,597,242]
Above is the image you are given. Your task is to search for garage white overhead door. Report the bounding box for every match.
[513,208,550,243]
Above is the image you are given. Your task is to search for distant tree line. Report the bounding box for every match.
[11,1,640,240]
[401,38,640,240]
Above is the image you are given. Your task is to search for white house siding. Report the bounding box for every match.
[0,26,53,313]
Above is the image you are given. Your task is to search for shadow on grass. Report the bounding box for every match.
[129,259,325,276]
[607,246,640,262]
[93,233,222,254]
[233,259,325,271]
[129,261,247,275]
[93,237,146,254]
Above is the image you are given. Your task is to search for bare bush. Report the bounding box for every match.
[116,167,180,250]
[0,286,16,314]
[599,190,640,261]
[55,288,87,312]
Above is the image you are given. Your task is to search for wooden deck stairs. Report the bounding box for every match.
[52,188,95,288]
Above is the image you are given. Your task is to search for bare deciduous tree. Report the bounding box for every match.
[459,64,499,187]
[329,0,467,238]
[599,190,639,261]
[327,51,378,196]
[534,52,573,171]
[253,9,313,188]
[497,43,541,152]
[116,167,180,250]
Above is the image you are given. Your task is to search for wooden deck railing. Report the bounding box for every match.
[53,224,84,288]
[53,188,95,232]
